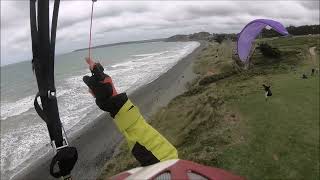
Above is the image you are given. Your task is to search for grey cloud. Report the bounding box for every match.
[1,1,28,28]
[1,1,319,65]
[185,3,240,18]
[299,1,320,10]
[58,2,150,30]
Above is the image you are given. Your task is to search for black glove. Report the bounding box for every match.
[83,61,127,117]
[50,147,78,178]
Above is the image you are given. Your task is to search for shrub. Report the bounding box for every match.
[258,43,281,58]
[198,71,237,86]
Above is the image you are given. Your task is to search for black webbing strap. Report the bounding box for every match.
[32,0,63,147]
[49,0,60,91]
[29,0,77,178]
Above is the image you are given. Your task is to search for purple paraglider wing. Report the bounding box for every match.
[237,19,289,63]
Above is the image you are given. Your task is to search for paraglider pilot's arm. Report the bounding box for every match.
[83,58,178,166]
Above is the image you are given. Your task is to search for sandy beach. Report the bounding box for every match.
[12,41,207,180]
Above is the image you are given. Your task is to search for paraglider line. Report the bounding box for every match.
[88,1,95,59]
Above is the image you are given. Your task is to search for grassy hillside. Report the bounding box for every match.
[98,35,319,180]
[219,73,319,179]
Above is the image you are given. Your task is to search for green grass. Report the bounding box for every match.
[98,35,320,180]
[218,74,319,180]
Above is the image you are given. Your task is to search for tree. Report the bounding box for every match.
[261,24,320,38]
[214,34,226,44]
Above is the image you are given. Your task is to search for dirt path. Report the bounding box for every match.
[309,46,317,66]
[309,47,316,56]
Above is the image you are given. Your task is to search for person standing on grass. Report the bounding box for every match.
[262,84,272,101]
[311,68,315,76]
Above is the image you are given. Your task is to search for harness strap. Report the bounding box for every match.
[49,0,60,91]
[30,0,40,79]
[29,0,78,178]
[35,0,64,147]
[34,93,47,123]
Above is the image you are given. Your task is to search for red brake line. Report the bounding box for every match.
[88,0,95,59]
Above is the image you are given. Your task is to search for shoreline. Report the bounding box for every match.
[12,41,207,180]
[73,38,166,52]
[129,41,206,117]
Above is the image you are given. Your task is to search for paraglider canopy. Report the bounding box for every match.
[237,19,289,63]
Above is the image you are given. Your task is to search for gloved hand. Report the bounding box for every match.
[50,147,78,178]
[83,58,127,117]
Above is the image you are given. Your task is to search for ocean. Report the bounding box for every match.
[0,41,200,179]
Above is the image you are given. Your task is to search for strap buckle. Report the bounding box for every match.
[48,90,56,99]
[51,126,69,154]
[51,137,69,154]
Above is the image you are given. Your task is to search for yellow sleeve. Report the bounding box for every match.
[113,99,178,162]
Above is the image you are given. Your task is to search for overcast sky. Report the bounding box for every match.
[1,1,319,66]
